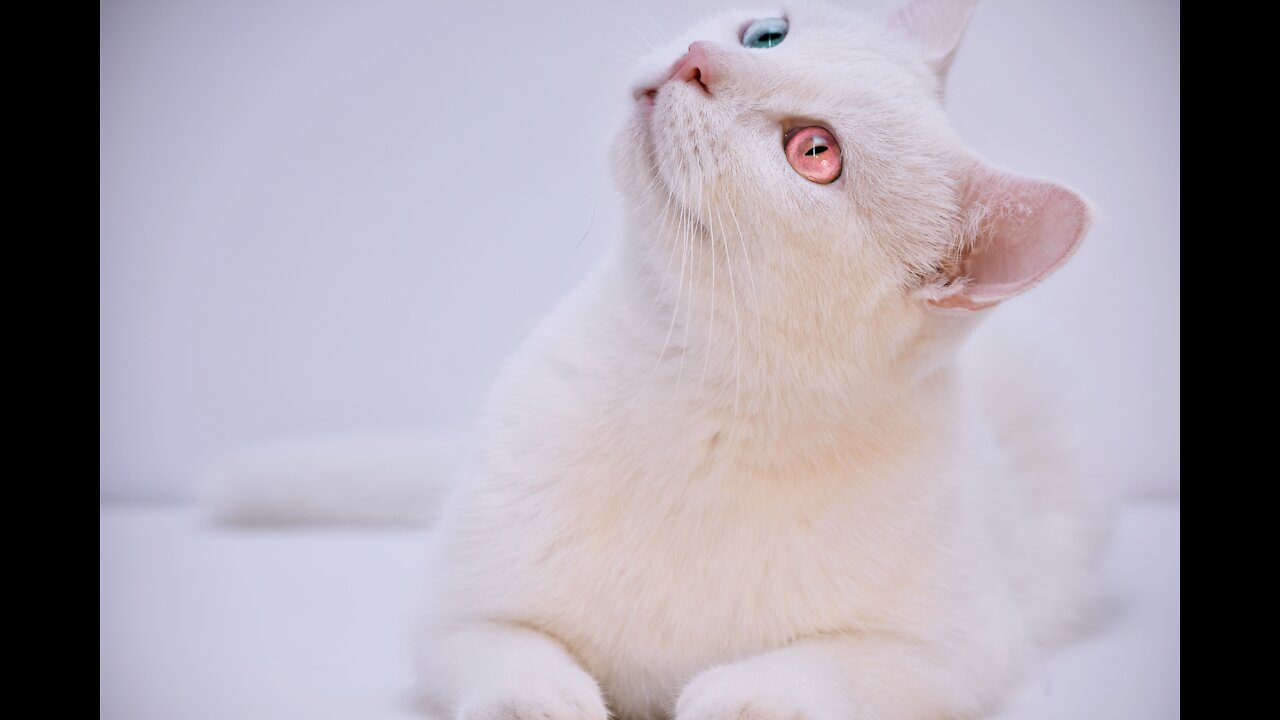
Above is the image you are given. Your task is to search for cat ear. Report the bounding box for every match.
[928,161,1092,311]
[890,0,977,83]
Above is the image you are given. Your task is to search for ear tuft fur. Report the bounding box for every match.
[890,0,978,86]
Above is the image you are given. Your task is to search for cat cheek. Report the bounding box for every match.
[784,126,843,184]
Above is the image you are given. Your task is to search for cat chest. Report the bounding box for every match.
[466,465,941,705]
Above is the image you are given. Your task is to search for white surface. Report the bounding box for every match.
[100,0,1180,502]
[100,501,1179,720]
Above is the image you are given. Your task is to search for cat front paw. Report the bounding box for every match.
[675,665,832,720]
[457,678,608,720]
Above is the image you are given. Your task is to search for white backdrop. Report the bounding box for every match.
[100,0,1180,501]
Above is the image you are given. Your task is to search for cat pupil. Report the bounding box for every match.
[805,145,829,157]
[759,33,782,46]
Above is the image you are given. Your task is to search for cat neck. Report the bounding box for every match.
[604,214,968,404]
[562,238,970,456]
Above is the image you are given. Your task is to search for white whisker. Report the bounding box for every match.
[712,194,743,441]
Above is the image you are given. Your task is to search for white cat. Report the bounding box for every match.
[207,1,1114,718]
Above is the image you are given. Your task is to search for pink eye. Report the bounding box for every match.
[784,126,842,184]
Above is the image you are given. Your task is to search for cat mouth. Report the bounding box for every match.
[634,87,659,117]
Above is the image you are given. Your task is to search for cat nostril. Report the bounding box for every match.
[668,43,713,94]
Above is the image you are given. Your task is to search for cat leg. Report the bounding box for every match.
[675,634,1009,720]
[417,621,609,720]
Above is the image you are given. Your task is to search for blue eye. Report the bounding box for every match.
[742,18,788,49]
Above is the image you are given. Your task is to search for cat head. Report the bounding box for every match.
[613,0,1089,336]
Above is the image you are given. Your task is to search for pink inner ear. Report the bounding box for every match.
[932,166,1091,311]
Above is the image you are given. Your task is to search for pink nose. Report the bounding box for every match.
[667,42,713,92]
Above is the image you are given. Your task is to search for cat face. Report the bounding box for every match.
[613,0,1089,319]
[620,4,957,285]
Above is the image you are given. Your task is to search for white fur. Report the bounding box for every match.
[210,2,1114,717]
[413,4,1111,718]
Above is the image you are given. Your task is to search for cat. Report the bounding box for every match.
[206,1,1114,717]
